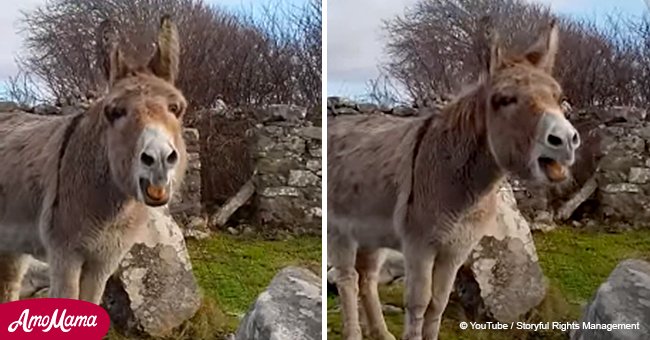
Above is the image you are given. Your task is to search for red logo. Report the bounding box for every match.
[0,298,110,339]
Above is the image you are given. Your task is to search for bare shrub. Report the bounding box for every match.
[198,111,255,207]
[379,0,646,108]
[13,0,320,109]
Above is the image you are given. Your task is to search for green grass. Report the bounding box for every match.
[188,233,321,315]
[535,227,650,306]
[106,232,322,339]
[327,227,650,340]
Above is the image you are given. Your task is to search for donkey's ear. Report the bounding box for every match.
[524,20,559,73]
[148,15,180,83]
[481,17,503,75]
[97,19,131,85]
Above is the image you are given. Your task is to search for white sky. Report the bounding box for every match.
[327,0,648,98]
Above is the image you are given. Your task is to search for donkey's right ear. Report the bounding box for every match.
[97,19,131,85]
[478,15,503,75]
[485,19,503,75]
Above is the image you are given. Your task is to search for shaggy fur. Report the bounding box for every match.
[328,21,579,340]
[0,16,187,304]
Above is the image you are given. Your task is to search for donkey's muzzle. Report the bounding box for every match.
[139,178,171,206]
[535,112,580,182]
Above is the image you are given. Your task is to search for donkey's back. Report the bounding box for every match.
[327,114,427,249]
[0,111,70,255]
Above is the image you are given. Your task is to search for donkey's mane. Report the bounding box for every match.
[435,75,489,137]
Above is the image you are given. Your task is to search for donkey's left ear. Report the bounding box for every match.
[148,15,180,83]
[524,19,559,73]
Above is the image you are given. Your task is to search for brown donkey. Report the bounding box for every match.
[0,16,187,304]
[328,21,579,340]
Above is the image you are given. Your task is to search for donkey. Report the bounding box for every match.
[328,21,579,340]
[0,16,187,304]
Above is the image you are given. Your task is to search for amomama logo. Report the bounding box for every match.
[0,298,110,339]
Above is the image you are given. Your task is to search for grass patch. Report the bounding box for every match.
[107,232,321,339]
[327,227,650,339]
[535,227,650,306]
[187,233,321,315]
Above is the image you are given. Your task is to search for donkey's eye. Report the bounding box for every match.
[168,103,181,116]
[104,106,127,123]
[491,94,518,109]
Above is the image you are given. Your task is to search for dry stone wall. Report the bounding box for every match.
[328,97,650,229]
[253,119,322,232]
[170,128,202,223]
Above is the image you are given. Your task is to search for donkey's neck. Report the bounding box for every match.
[408,82,503,225]
[58,104,133,213]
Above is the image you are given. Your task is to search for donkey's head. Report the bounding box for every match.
[484,20,579,183]
[99,16,187,206]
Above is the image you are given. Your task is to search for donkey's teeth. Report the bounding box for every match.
[146,185,167,201]
[542,159,567,182]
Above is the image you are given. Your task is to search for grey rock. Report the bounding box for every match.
[288,170,320,187]
[602,183,641,193]
[19,257,50,298]
[597,106,647,123]
[458,182,546,322]
[60,105,85,116]
[103,207,201,337]
[357,103,379,113]
[572,259,650,340]
[0,101,20,112]
[378,249,406,284]
[306,159,321,172]
[328,249,405,286]
[33,104,61,115]
[628,167,650,184]
[299,127,322,140]
[235,267,322,340]
[183,228,211,240]
[262,104,307,122]
[260,187,300,197]
[334,107,358,115]
[392,106,417,117]
[382,304,403,314]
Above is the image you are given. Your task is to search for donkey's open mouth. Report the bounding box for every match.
[537,156,569,182]
[139,178,171,206]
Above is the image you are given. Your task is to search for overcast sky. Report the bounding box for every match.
[0,0,306,91]
[327,0,648,99]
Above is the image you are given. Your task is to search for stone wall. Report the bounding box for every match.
[170,128,203,223]
[327,96,650,229]
[253,120,322,232]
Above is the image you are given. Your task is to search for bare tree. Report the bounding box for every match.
[11,0,321,109]
[379,0,646,108]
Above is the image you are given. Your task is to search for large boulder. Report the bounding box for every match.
[19,257,50,298]
[236,266,322,340]
[572,259,650,340]
[455,182,546,321]
[103,207,201,337]
[18,208,201,336]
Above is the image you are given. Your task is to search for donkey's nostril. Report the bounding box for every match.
[572,132,580,146]
[141,152,155,166]
[167,150,178,165]
[547,134,563,147]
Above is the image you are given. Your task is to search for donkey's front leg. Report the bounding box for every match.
[422,250,467,340]
[79,260,118,304]
[402,246,435,340]
[356,249,396,340]
[330,232,362,340]
[48,252,83,299]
